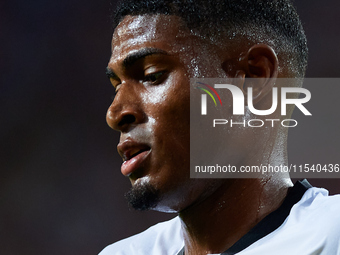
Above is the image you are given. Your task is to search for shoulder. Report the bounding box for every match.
[241,187,340,255]
[290,187,340,222]
[284,187,340,237]
[99,216,184,255]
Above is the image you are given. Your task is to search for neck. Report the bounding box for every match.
[178,137,292,255]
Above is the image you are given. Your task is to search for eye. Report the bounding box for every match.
[110,81,121,100]
[143,71,166,85]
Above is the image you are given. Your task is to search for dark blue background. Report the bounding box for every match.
[1,1,340,254]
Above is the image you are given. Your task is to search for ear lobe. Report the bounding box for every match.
[241,44,279,104]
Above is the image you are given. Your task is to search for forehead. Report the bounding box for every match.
[111,15,191,59]
[109,14,230,78]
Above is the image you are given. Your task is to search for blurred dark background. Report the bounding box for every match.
[1,0,339,254]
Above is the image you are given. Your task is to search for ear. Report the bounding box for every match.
[238,44,278,104]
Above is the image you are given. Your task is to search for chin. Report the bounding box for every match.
[125,176,160,211]
[125,176,183,213]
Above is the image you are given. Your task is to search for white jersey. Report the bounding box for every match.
[99,180,340,255]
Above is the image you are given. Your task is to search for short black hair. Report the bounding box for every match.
[112,0,308,77]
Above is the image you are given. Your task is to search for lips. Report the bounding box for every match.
[118,140,151,176]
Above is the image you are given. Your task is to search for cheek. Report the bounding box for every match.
[142,85,168,105]
[158,88,190,137]
[144,72,191,125]
[146,87,190,162]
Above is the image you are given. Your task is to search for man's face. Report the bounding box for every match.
[106,15,224,212]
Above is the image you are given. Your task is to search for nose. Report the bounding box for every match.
[106,85,146,132]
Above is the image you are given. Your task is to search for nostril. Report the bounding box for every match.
[118,114,136,127]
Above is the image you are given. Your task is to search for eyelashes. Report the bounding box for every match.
[143,71,166,85]
[109,70,168,100]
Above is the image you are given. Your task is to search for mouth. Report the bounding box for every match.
[118,141,151,176]
[123,147,150,161]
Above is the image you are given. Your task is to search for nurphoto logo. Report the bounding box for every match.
[196,81,312,128]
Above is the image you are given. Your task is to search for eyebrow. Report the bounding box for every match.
[106,47,169,79]
[123,48,169,67]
